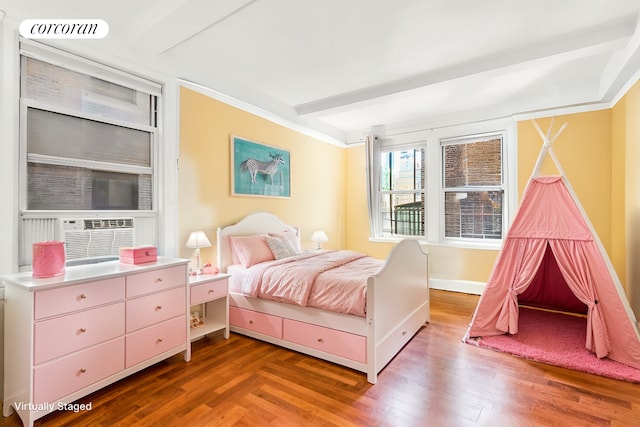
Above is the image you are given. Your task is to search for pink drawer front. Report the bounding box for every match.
[126,265,186,298]
[126,287,185,333]
[229,306,282,339]
[283,319,366,363]
[33,337,124,404]
[191,278,228,305]
[125,315,186,368]
[34,277,125,320]
[34,302,125,365]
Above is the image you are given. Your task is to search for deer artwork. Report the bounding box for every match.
[240,152,285,185]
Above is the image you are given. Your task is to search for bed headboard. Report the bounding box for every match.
[216,212,300,273]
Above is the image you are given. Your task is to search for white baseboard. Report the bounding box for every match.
[429,278,485,295]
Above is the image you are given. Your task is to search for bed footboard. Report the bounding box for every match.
[366,239,429,383]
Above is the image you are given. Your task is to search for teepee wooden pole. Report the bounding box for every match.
[530,119,568,178]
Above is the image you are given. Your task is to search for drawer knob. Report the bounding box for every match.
[249,320,254,325]
[317,338,324,343]
[80,368,87,374]
[402,330,407,336]
[80,327,87,333]
[155,278,163,283]
[156,338,163,344]
[208,289,215,294]
[79,293,87,299]
[155,305,162,311]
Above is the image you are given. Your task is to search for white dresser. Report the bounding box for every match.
[2,257,189,427]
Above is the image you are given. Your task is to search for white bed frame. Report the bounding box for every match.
[217,212,430,384]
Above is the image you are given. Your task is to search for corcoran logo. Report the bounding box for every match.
[19,19,109,39]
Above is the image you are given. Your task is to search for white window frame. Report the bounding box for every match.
[17,40,163,267]
[440,131,506,244]
[368,118,517,250]
[378,141,426,238]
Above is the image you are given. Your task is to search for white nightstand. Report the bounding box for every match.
[188,273,230,344]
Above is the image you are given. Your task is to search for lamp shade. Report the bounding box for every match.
[185,231,211,248]
[311,230,329,243]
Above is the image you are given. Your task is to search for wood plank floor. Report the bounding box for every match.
[2,290,639,426]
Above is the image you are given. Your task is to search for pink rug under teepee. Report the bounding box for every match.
[472,307,640,383]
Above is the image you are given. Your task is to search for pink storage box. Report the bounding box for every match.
[119,245,158,264]
[33,241,65,278]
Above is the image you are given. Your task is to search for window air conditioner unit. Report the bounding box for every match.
[60,218,134,260]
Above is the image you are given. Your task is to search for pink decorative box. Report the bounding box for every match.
[119,245,157,264]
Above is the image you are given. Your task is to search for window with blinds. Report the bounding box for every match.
[21,55,157,211]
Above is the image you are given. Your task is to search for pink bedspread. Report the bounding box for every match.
[238,250,383,317]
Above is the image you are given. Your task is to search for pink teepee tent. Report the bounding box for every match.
[464,120,640,370]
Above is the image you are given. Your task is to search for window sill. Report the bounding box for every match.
[368,236,501,251]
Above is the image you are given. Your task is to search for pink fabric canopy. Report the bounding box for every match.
[465,176,640,369]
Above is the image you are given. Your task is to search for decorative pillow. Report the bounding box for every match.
[269,229,301,253]
[229,235,274,267]
[265,235,297,259]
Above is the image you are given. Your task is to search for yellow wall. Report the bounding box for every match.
[181,80,640,315]
[178,86,346,265]
[614,80,640,313]
[518,113,612,251]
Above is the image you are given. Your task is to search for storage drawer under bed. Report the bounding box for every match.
[229,306,282,339]
[283,318,366,363]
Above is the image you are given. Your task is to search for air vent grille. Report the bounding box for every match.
[83,218,134,230]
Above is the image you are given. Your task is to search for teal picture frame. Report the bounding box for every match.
[231,135,291,198]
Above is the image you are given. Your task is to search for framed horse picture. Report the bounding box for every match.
[230,135,291,198]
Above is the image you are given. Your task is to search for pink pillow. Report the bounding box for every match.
[229,235,274,267]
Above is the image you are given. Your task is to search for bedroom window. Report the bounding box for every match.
[20,50,159,211]
[441,134,504,240]
[366,121,513,246]
[379,147,425,236]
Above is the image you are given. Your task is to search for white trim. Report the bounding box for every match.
[429,278,485,295]
[178,79,347,148]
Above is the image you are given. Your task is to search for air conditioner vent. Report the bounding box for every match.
[83,218,134,230]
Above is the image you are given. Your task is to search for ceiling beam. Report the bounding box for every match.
[295,17,636,116]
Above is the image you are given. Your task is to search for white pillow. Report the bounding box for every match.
[269,230,300,253]
[265,235,297,259]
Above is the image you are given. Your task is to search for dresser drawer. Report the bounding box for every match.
[34,277,125,320]
[125,315,186,368]
[126,265,186,298]
[126,287,185,333]
[283,319,366,363]
[191,278,228,305]
[34,302,125,365]
[229,306,282,339]
[33,337,124,404]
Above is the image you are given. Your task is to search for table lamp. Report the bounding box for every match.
[311,230,329,250]
[185,230,211,274]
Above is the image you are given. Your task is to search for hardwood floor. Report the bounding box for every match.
[2,290,639,426]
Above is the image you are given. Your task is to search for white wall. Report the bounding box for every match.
[0,16,183,399]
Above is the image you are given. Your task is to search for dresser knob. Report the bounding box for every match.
[80,368,87,373]
[155,305,162,311]
[80,327,86,333]
[402,330,407,336]
[156,338,163,344]
[249,320,254,325]
[317,338,324,343]
[79,293,87,299]
[208,289,215,294]
[155,278,163,283]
